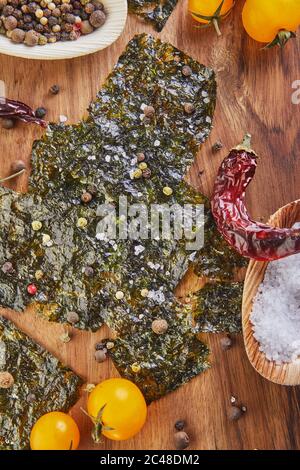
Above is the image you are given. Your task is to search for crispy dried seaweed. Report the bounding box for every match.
[0,34,245,402]
[128,0,178,31]
[0,316,82,450]
[194,282,244,333]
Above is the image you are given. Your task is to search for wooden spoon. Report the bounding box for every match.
[242,199,300,385]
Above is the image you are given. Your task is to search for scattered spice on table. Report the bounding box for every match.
[0,117,15,129]
[0,0,107,46]
[212,140,223,152]
[228,405,244,421]
[0,98,47,127]
[220,334,233,350]
[174,420,186,431]
[174,430,190,450]
[251,251,300,363]
[49,84,60,95]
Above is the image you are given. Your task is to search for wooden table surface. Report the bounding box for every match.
[1,0,300,450]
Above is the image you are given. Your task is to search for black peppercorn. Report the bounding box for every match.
[48,16,58,26]
[23,14,32,23]
[95,341,107,351]
[35,107,47,119]
[28,2,38,14]
[64,13,76,23]
[50,84,60,95]
[175,420,186,431]
[212,140,223,152]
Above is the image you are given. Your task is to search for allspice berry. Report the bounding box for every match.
[24,30,39,46]
[142,168,152,179]
[220,335,232,351]
[81,191,93,203]
[11,28,26,43]
[182,65,192,77]
[174,431,190,450]
[183,102,195,114]
[151,318,168,335]
[4,15,18,31]
[143,105,155,118]
[0,371,14,389]
[137,152,145,162]
[80,20,93,35]
[95,349,107,363]
[1,261,14,274]
[89,10,106,28]
[1,118,15,130]
[228,405,243,421]
[11,159,26,173]
[66,311,79,325]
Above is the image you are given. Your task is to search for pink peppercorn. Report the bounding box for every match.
[27,284,37,295]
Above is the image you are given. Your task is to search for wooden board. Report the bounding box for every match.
[1,0,300,450]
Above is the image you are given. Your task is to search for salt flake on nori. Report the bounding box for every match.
[0,316,82,450]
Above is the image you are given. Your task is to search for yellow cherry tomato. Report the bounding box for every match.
[188,0,235,24]
[30,412,80,450]
[87,378,147,441]
[242,0,300,44]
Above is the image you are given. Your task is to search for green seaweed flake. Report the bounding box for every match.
[128,0,179,31]
[0,34,244,402]
[195,282,244,333]
[0,316,82,450]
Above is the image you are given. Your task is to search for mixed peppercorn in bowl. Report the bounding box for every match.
[0,0,107,45]
[0,0,127,59]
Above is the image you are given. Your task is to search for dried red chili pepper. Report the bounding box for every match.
[0,98,47,128]
[211,134,300,261]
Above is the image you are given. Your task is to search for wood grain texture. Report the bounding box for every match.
[243,200,300,386]
[0,0,300,450]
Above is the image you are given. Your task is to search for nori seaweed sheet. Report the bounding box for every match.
[0,316,82,450]
[128,0,178,31]
[0,34,245,402]
[194,282,244,333]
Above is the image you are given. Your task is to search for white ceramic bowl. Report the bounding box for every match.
[0,0,127,60]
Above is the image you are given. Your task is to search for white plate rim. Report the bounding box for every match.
[0,0,128,60]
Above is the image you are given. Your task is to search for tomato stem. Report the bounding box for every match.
[212,18,221,37]
[264,30,296,49]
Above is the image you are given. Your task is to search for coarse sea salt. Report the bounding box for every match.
[251,252,300,363]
